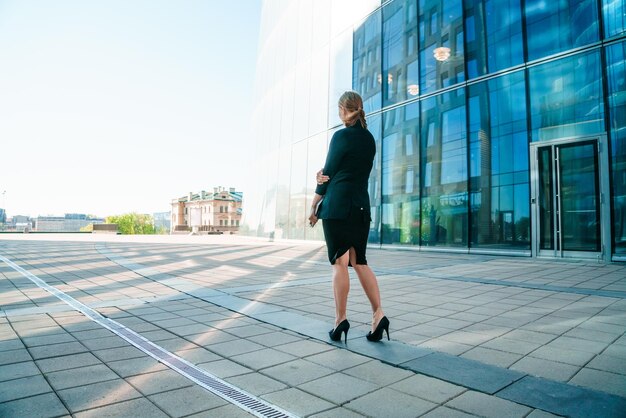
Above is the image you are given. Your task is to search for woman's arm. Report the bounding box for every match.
[308,193,324,227]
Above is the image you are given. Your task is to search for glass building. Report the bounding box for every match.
[245,0,626,262]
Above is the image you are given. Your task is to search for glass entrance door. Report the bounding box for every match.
[531,137,610,260]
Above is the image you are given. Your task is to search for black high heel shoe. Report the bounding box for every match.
[366,316,390,342]
[329,319,350,343]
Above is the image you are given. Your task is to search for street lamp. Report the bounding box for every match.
[433,46,451,62]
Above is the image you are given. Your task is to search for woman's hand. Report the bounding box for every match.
[316,169,330,185]
[308,209,318,227]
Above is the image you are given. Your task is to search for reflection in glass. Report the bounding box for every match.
[468,70,530,249]
[367,115,383,243]
[464,0,523,77]
[603,0,626,38]
[288,141,307,239]
[559,143,601,252]
[606,41,626,254]
[419,0,464,95]
[382,0,419,106]
[538,147,554,250]
[421,88,467,246]
[353,10,382,113]
[381,102,420,244]
[306,133,329,241]
[525,0,599,61]
[528,50,604,142]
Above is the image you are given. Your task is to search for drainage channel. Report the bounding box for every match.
[0,254,297,418]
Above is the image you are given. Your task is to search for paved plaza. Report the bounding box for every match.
[1,234,625,417]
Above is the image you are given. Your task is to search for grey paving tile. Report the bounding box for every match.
[0,374,52,403]
[246,330,302,347]
[47,363,120,390]
[343,359,413,386]
[126,369,194,395]
[274,339,333,357]
[208,338,265,357]
[36,352,101,373]
[586,353,626,375]
[389,374,466,404]
[106,356,168,378]
[153,337,196,352]
[299,372,379,404]
[231,347,297,370]
[460,346,522,368]
[345,387,437,418]
[0,347,32,366]
[498,375,626,418]
[260,359,335,386]
[422,407,481,418]
[68,328,115,341]
[92,345,146,362]
[510,356,579,381]
[22,332,76,347]
[0,339,25,352]
[305,349,372,371]
[0,392,69,418]
[57,379,143,413]
[225,372,288,396]
[569,368,626,398]
[261,388,334,417]
[309,407,366,418]
[403,352,525,394]
[81,335,129,350]
[445,391,531,418]
[148,385,228,417]
[73,397,169,418]
[175,347,222,364]
[0,360,41,381]
[197,358,253,378]
[28,341,88,360]
[525,410,564,418]
[481,337,543,355]
[529,346,596,367]
[185,403,256,417]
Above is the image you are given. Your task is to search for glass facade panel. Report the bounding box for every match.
[287,140,307,239]
[382,0,419,106]
[421,88,467,247]
[419,0,464,95]
[367,115,383,243]
[382,102,420,244]
[603,0,626,38]
[305,133,329,241]
[525,0,599,61]
[607,41,626,254]
[353,9,382,113]
[468,70,530,249]
[464,0,523,77]
[528,50,604,142]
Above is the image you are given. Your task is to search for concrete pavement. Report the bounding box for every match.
[1,234,625,417]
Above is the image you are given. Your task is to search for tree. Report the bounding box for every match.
[105,213,155,235]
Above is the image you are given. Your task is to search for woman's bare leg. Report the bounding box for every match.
[332,251,350,327]
[349,248,384,332]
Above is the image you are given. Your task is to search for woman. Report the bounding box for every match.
[308,91,389,343]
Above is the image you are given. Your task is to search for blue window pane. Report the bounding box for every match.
[381,102,421,244]
[367,115,383,244]
[419,0,464,94]
[353,10,382,112]
[421,88,467,247]
[603,0,626,38]
[525,0,599,61]
[383,0,419,106]
[528,50,604,142]
[606,41,626,254]
[468,70,529,249]
[464,0,524,77]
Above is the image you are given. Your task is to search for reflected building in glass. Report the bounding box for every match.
[246,0,626,262]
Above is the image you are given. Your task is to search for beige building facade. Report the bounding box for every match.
[171,187,242,234]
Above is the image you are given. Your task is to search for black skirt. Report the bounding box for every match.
[322,206,370,266]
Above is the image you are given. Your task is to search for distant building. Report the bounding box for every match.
[7,215,33,232]
[36,214,105,232]
[171,187,242,233]
[153,212,171,232]
[0,208,5,225]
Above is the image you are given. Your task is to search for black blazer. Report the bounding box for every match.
[315,122,376,219]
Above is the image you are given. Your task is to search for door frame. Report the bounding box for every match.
[530,135,611,262]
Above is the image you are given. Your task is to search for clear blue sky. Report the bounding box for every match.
[0,0,262,218]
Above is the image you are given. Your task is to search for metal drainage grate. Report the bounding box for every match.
[0,254,297,418]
